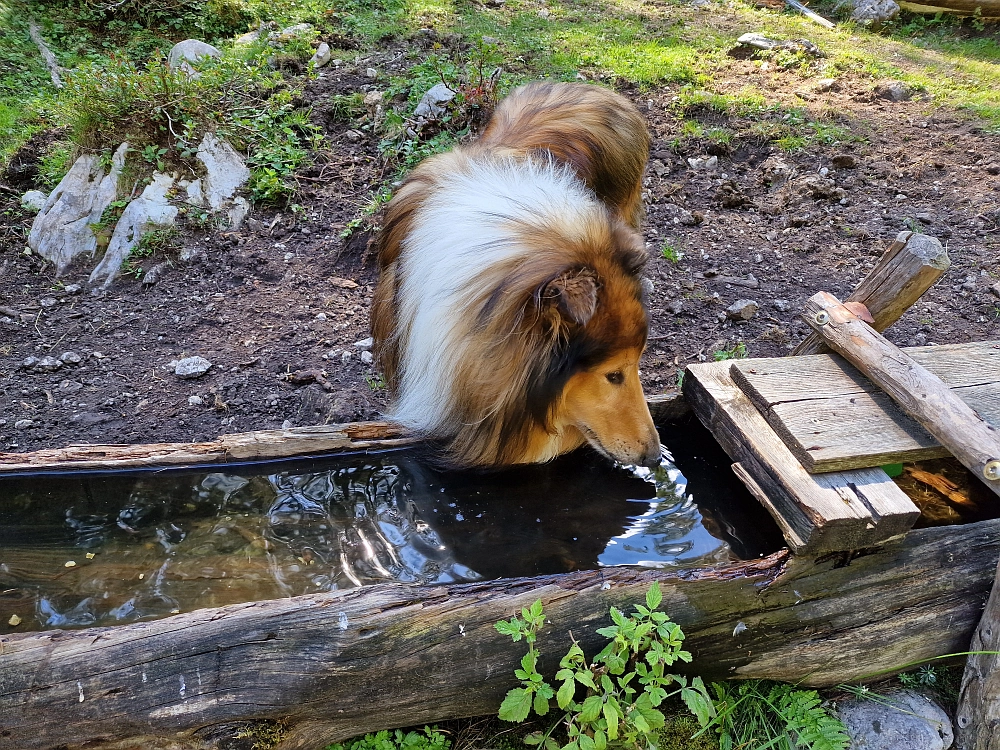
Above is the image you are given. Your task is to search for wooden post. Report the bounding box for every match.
[802,291,1000,497]
[793,231,950,356]
[956,556,1000,749]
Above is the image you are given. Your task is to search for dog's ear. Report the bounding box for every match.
[541,268,598,326]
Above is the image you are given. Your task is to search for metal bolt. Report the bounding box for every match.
[985,459,1000,481]
[814,311,830,325]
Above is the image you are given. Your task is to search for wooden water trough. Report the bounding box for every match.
[2,231,1000,750]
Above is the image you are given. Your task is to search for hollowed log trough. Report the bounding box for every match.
[1,394,998,750]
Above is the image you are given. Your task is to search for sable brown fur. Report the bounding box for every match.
[371,82,659,469]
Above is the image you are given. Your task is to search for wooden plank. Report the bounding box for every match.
[0,519,998,750]
[802,292,1000,497]
[793,231,950,356]
[956,556,1000,747]
[731,341,1000,472]
[683,361,919,554]
[0,395,688,476]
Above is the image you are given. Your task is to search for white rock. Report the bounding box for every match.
[188,395,204,406]
[275,23,314,41]
[193,132,250,210]
[366,67,378,79]
[851,0,900,23]
[167,40,222,78]
[725,299,759,321]
[837,690,952,750]
[234,30,261,45]
[89,172,179,288]
[360,350,374,365]
[354,337,374,350]
[14,419,33,430]
[687,155,718,171]
[29,143,128,274]
[58,351,82,365]
[21,190,48,213]
[174,356,212,379]
[310,42,332,68]
[227,197,250,230]
[414,83,456,119]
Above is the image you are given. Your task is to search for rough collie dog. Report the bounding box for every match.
[371,81,661,469]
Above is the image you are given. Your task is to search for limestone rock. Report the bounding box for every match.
[186,132,250,210]
[28,143,128,274]
[878,80,910,102]
[413,83,456,120]
[851,0,900,24]
[310,42,332,68]
[167,40,222,78]
[89,172,178,288]
[228,197,250,230]
[837,690,952,750]
[174,356,213,379]
[21,190,48,213]
[725,299,759,321]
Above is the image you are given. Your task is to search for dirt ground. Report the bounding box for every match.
[2,50,1000,455]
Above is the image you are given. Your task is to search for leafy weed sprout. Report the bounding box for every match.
[660,243,683,263]
[712,342,747,361]
[326,727,450,750]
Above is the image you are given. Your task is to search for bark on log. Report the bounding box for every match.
[793,231,950,356]
[957,556,1000,749]
[0,395,688,475]
[2,519,999,750]
[802,291,1000,497]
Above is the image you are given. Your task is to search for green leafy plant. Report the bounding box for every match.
[365,373,387,391]
[325,727,450,750]
[705,681,849,750]
[495,584,715,750]
[712,342,747,361]
[660,244,683,263]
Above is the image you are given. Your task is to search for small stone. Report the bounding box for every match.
[879,80,910,102]
[20,356,40,371]
[174,356,213,379]
[21,190,48,213]
[360,351,374,365]
[167,39,222,78]
[832,154,858,169]
[282,419,294,429]
[310,41,332,68]
[58,351,82,365]
[365,67,378,79]
[8,614,21,626]
[142,262,170,287]
[413,83,456,120]
[64,560,77,568]
[772,299,791,313]
[814,78,836,92]
[275,23,314,41]
[990,282,1000,299]
[91,351,105,359]
[668,299,684,315]
[40,297,57,308]
[363,90,384,107]
[726,300,759,321]
[14,419,33,430]
[651,160,669,177]
[188,395,204,406]
[986,164,1000,175]
[284,252,295,262]
[64,283,82,295]
[915,212,934,224]
[36,356,63,372]
[341,350,354,363]
[837,690,951,750]
[354,337,374,350]
[345,130,363,142]
[315,312,328,321]
[687,155,718,171]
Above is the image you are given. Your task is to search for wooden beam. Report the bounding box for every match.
[793,231,950,356]
[0,395,687,476]
[956,556,1000,747]
[729,341,1000,472]
[803,291,1000,497]
[0,520,998,750]
[683,361,918,553]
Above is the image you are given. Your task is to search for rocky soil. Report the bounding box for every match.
[2,52,1000,455]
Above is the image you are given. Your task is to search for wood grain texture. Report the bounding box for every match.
[1,520,998,750]
[793,231,950,356]
[957,557,1000,750]
[731,341,1000,472]
[0,396,688,476]
[683,361,918,553]
[803,292,1000,497]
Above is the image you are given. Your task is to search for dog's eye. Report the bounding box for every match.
[606,371,624,385]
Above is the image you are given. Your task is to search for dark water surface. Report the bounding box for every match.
[0,418,783,633]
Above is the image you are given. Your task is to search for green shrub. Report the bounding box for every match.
[325,727,450,750]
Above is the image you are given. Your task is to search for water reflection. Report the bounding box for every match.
[0,421,783,633]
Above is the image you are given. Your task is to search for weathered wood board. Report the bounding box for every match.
[1,519,998,750]
[0,395,688,475]
[731,341,1000,473]
[684,361,919,553]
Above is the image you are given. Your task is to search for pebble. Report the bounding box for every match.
[341,350,354,363]
[772,299,791,313]
[91,351,106,360]
[726,300,759,321]
[365,67,378,78]
[354,337,374,350]
[64,284,82,295]
[14,419,33,430]
[188,395,204,406]
[837,690,952,750]
[20,356,40,371]
[174,356,213,379]
[687,155,718,171]
[990,282,1000,299]
[916,212,934,224]
[360,351,374,365]
[36,356,63,372]
[832,154,858,169]
[58,351,82,365]
[284,252,295,262]
[668,299,684,315]
[40,297,58,308]
[282,419,294,429]
[315,312,328,321]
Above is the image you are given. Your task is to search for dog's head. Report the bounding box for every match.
[521,221,661,469]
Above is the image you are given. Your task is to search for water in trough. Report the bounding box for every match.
[0,419,784,633]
